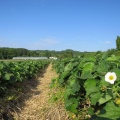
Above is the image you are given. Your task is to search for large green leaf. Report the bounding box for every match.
[0,64,4,70]
[90,92,101,105]
[72,62,79,68]
[61,71,71,79]
[87,57,96,62]
[99,94,112,105]
[97,62,108,74]
[98,102,120,119]
[84,79,99,96]
[83,62,94,71]
[4,73,11,80]
[69,79,80,93]
[64,62,73,71]
[81,62,94,79]
[81,70,92,79]
[65,97,79,113]
[64,88,74,99]
[105,55,119,62]
[78,61,86,70]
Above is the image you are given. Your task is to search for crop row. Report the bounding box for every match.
[0,60,49,96]
[52,54,120,119]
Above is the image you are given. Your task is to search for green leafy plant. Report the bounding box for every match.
[0,60,49,96]
[52,54,120,119]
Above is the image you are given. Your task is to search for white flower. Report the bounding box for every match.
[105,72,117,84]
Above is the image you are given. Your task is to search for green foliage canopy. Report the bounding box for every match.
[116,36,120,50]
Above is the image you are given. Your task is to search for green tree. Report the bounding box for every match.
[116,36,120,50]
[45,50,51,58]
[107,49,116,56]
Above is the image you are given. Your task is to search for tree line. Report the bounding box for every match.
[0,36,120,59]
[0,48,84,59]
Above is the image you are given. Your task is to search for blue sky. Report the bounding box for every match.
[0,0,120,51]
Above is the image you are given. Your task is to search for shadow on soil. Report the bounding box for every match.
[0,65,48,120]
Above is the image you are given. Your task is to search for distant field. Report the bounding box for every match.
[0,59,49,62]
[0,59,25,61]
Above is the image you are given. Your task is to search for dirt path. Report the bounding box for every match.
[13,64,69,120]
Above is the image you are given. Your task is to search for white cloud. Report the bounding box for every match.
[100,40,111,44]
[28,38,60,50]
[105,40,111,44]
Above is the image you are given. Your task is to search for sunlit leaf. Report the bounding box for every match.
[99,94,112,105]
[84,79,99,96]
[98,102,120,119]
